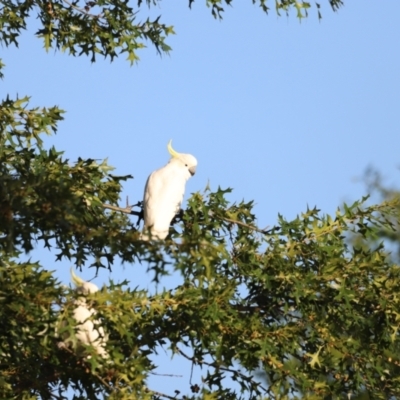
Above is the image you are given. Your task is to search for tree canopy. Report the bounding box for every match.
[3,1,400,400]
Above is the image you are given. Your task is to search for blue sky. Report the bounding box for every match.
[2,1,400,396]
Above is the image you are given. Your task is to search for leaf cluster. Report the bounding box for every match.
[350,167,400,264]
[0,96,141,268]
[0,0,343,64]
[188,0,343,20]
[150,190,400,399]
[0,0,174,63]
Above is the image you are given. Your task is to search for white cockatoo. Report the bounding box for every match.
[67,269,108,358]
[141,140,197,240]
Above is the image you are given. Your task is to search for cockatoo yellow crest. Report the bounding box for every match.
[141,140,197,240]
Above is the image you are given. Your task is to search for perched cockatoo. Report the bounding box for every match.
[141,140,197,240]
[67,269,108,358]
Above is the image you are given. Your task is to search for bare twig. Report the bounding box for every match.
[177,348,269,394]
[145,387,182,400]
[149,371,183,378]
[102,203,140,215]
[102,197,142,217]
[189,358,194,385]
[94,372,116,391]
[62,0,103,19]
[220,216,269,235]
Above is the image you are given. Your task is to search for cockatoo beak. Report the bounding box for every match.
[189,166,196,176]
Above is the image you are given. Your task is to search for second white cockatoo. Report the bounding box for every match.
[69,269,108,358]
[141,140,197,240]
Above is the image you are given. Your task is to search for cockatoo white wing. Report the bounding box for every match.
[69,269,108,358]
[143,163,187,240]
[141,140,197,241]
[73,304,108,358]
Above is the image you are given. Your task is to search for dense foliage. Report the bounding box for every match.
[2,1,400,399]
[2,96,400,399]
[353,168,400,265]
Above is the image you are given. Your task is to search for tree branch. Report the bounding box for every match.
[219,215,278,235]
[102,197,142,217]
[102,203,141,216]
[61,0,103,19]
[145,387,183,400]
[177,347,269,394]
